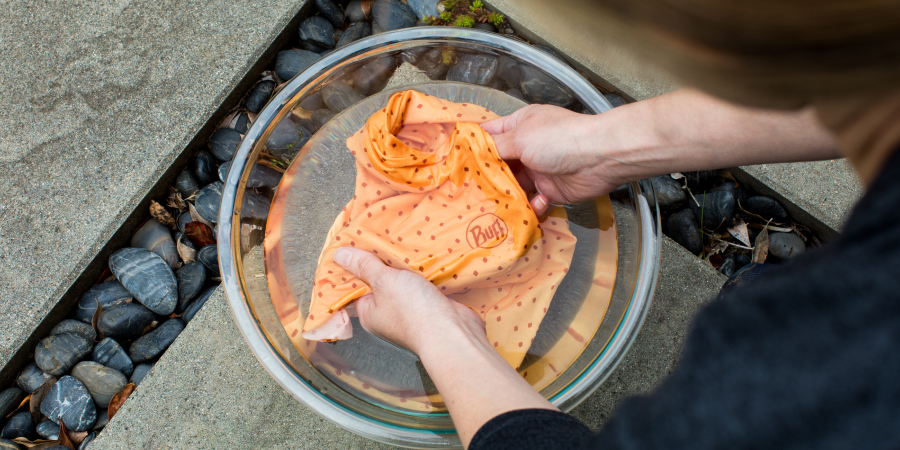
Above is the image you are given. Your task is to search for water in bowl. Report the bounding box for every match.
[260,82,619,414]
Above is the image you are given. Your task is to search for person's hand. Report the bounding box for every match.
[482,104,627,216]
[333,247,485,355]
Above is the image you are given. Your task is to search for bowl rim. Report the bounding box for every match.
[218,27,660,449]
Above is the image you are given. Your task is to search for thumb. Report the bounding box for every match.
[354,294,377,332]
[333,247,390,288]
[480,114,513,135]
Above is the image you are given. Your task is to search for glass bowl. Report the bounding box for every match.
[218,27,660,449]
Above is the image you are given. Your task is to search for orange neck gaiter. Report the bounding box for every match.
[295,90,576,369]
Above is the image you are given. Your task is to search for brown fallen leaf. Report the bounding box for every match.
[108,383,137,420]
[727,218,751,247]
[57,421,77,449]
[167,186,188,211]
[752,221,771,263]
[142,320,159,336]
[91,300,105,343]
[177,234,198,264]
[12,438,60,448]
[185,222,216,248]
[30,378,55,423]
[150,200,177,230]
[6,394,31,418]
[188,203,215,229]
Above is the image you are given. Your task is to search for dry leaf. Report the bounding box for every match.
[108,383,137,420]
[30,378,55,423]
[184,222,216,248]
[150,200,177,230]
[142,320,159,336]
[177,234,197,264]
[167,186,188,211]
[752,222,770,263]
[57,422,76,449]
[188,203,215,229]
[669,172,685,180]
[727,218,751,247]
[91,300,105,343]
[12,438,60,448]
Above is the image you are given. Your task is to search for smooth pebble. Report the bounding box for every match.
[129,319,185,364]
[109,248,178,315]
[40,376,97,432]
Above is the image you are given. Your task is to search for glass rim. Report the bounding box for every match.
[217,27,658,448]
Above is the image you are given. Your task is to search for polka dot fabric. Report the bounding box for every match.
[300,90,576,369]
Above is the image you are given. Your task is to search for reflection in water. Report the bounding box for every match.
[263,83,617,413]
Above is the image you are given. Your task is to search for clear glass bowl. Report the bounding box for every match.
[218,27,660,449]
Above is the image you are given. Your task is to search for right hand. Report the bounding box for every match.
[333,247,486,356]
[482,104,627,216]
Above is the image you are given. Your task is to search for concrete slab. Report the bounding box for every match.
[0,0,307,371]
[488,0,864,234]
[91,237,725,448]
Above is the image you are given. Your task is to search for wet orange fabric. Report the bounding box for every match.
[301,90,577,368]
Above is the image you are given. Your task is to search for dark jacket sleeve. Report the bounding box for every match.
[469,409,593,450]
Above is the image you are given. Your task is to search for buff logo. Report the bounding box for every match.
[466,213,509,249]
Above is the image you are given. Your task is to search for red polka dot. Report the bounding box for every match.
[493,342,498,347]
[528,323,533,328]
[473,270,479,276]
[518,342,523,347]
[496,316,502,322]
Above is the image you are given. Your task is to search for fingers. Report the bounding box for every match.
[333,247,390,287]
[482,108,529,161]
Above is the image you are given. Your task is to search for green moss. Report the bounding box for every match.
[488,12,505,26]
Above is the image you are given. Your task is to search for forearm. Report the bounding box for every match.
[416,319,555,448]
[589,88,841,184]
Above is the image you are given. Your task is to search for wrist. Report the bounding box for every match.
[410,306,487,359]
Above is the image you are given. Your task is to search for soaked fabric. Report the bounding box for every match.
[299,89,577,369]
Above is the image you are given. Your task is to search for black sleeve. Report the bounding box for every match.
[469,409,594,450]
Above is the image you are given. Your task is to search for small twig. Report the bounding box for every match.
[258,159,287,173]
[709,236,754,251]
[746,223,794,233]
